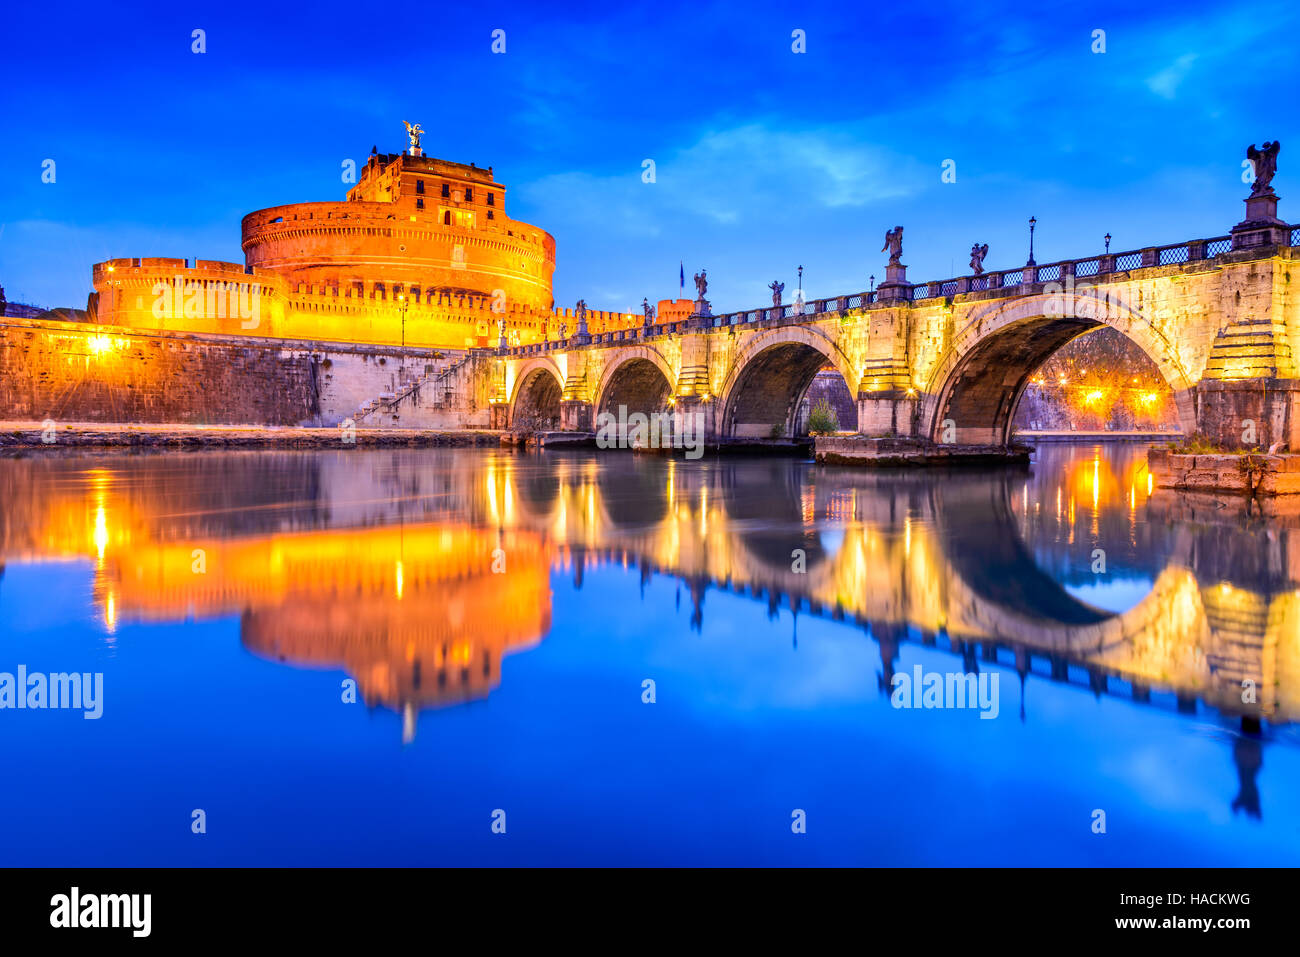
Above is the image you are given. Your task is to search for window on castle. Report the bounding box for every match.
[486,193,495,206]
[416,197,424,209]
[465,188,473,202]
[441,208,475,229]
[487,210,494,220]
[441,183,450,198]
[416,180,424,194]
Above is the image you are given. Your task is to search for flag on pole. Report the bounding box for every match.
[680,261,685,296]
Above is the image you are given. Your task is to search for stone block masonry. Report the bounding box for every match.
[0,317,454,428]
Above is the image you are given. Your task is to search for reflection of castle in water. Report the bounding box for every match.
[1,448,1298,763]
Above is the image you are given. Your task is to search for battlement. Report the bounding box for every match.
[93,258,279,284]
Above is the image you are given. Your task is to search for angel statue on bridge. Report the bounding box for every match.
[1247,141,1281,196]
[882,226,904,266]
[403,121,424,154]
[768,280,784,307]
[641,297,656,328]
[693,269,708,300]
[970,243,989,276]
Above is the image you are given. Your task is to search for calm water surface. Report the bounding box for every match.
[1,443,1297,866]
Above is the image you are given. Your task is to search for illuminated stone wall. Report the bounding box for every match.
[0,316,448,426]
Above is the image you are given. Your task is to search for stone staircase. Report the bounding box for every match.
[1202,318,1296,380]
[353,354,473,426]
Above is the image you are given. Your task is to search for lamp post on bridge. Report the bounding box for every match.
[1027,216,1037,266]
[1105,233,1111,254]
[397,293,409,374]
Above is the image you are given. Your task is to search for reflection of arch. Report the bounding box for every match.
[595,457,671,527]
[593,348,677,417]
[938,477,1110,626]
[509,358,564,430]
[921,293,1196,444]
[719,327,857,438]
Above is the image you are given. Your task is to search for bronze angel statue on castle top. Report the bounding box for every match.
[403,121,424,153]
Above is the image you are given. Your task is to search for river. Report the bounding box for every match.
[0,442,1296,865]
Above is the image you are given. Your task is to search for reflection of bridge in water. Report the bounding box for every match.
[500,451,1300,731]
[1,449,1297,749]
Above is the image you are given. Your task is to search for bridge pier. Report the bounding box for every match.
[1195,379,1300,451]
[560,399,593,432]
[856,391,918,437]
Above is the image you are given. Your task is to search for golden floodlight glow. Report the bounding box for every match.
[87,335,116,356]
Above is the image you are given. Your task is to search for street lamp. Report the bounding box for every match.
[1028,216,1037,266]
[1104,233,1112,253]
[869,274,876,294]
[397,293,409,371]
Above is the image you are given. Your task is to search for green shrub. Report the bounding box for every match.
[806,399,839,436]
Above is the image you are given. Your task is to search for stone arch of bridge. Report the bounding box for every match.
[718,326,858,439]
[919,292,1197,445]
[508,357,565,431]
[592,347,677,422]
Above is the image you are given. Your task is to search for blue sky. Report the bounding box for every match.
[2,0,1297,312]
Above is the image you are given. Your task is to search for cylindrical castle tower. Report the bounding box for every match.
[240,153,555,314]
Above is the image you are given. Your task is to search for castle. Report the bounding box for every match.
[88,133,644,350]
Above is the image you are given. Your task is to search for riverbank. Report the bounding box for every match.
[0,421,503,451]
[1016,430,1180,442]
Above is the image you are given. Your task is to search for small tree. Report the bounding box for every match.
[806,398,839,435]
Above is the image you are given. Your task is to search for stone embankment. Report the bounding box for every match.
[814,435,1030,467]
[0,422,502,451]
[1148,448,1300,496]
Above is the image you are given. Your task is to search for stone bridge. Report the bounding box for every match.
[492,210,1300,449]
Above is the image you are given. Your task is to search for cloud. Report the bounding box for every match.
[516,122,922,240]
[1146,53,1198,99]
